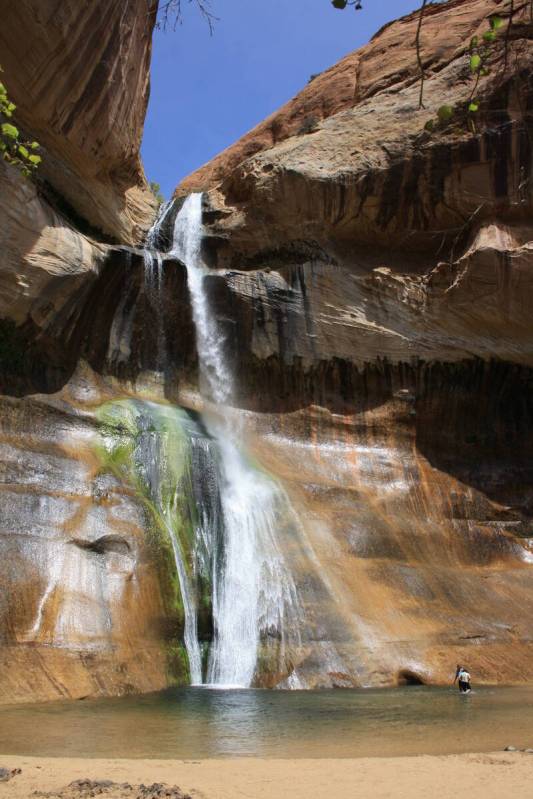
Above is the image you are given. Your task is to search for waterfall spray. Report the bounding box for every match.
[172,194,302,687]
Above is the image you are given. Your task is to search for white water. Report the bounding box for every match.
[126,404,205,685]
[164,510,203,686]
[171,194,232,404]
[172,194,302,687]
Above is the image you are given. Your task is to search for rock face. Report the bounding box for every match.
[0,0,161,396]
[172,0,533,685]
[0,0,157,244]
[2,0,533,703]
[0,1,179,704]
[180,0,533,373]
[180,0,508,198]
[0,375,186,705]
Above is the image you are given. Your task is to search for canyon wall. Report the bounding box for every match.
[0,0,183,704]
[0,0,157,244]
[173,0,533,686]
[1,0,533,703]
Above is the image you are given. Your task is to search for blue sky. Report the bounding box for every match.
[141,0,418,197]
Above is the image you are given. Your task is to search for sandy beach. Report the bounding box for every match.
[1,753,532,799]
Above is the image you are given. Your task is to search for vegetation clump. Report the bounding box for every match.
[149,180,165,207]
[298,116,320,136]
[94,401,210,659]
[331,0,363,9]
[0,67,41,177]
[423,14,506,134]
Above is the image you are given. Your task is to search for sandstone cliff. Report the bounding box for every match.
[0,0,161,393]
[0,375,185,705]
[0,0,175,704]
[2,0,533,703]
[180,0,533,370]
[171,0,533,686]
[0,0,157,244]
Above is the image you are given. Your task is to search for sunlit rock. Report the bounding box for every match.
[2,0,533,702]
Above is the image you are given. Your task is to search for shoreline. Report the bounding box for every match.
[0,681,527,708]
[1,753,533,799]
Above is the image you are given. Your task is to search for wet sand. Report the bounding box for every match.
[1,753,533,799]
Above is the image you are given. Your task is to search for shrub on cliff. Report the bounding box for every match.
[150,181,165,207]
[0,67,41,177]
[298,116,319,136]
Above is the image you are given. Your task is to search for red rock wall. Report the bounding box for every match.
[0,0,158,243]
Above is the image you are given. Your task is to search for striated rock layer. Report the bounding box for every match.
[0,369,189,705]
[0,0,157,244]
[2,0,533,702]
[0,0,171,704]
[171,0,533,686]
[0,0,161,393]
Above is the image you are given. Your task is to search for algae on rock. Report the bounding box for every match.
[94,399,222,684]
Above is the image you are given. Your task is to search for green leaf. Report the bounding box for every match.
[28,154,41,165]
[490,15,504,30]
[470,36,479,50]
[1,122,19,139]
[483,30,497,43]
[21,167,30,178]
[30,141,40,150]
[468,102,479,113]
[424,119,435,132]
[18,145,28,158]
[437,104,454,123]
[331,0,347,8]
[470,54,482,72]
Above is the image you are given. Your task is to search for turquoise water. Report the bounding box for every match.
[0,687,532,759]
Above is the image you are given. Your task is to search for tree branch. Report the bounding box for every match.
[415,0,428,109]
[158,0,218,34]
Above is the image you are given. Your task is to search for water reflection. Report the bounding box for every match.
[0,687,532,759]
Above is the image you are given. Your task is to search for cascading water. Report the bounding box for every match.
[109,194,305,688]
[171,194,232,404]
[133,403,204,685]
[97,399,225,686]
[171,194,302,688]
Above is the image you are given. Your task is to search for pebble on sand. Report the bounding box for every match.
[0,767,21,782]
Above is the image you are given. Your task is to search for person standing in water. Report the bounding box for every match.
[453,665,471,693]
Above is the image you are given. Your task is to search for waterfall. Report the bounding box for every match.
[171,193,232,404]
[98,400,220,685]
[101,196,351,690]
[134,404,204,685]
[172,194,302,688]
